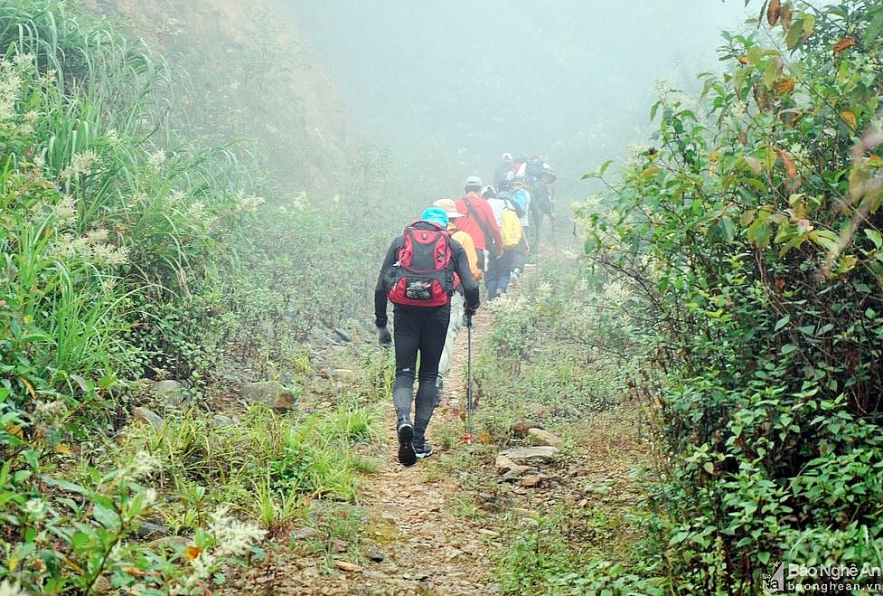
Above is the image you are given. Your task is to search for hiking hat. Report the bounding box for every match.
[420,207,449,228]
[464,175,482,190]
[432,198,464,220]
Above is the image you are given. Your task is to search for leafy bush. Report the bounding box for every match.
[577,1,883,592]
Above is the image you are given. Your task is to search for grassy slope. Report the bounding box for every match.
[83,0,361,194]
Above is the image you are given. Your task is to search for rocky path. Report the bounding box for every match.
[222,314,501,595]
[332,313,498,595]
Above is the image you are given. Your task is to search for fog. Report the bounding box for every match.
[286,0,754,195]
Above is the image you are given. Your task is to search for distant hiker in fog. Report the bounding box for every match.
[432,198,480,402]
[482,184,521,299]
[375,207,480,466]
[455,175,503,280]
[510,176,533,272]
[493,152,514,188]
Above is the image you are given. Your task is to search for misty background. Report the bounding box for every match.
[285,0,754,198]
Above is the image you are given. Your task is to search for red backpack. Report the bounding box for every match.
[385,223,455,307]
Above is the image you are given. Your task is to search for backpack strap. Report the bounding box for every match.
[463,198,494,249]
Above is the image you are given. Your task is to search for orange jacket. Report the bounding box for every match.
[451,227,481,282]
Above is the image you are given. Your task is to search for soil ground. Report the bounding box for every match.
[220,263,650,595]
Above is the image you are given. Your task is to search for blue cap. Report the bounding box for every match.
[420,207,448,228]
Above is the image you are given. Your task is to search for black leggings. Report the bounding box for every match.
[392,303,450,441]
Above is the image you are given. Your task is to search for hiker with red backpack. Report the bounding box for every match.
[375,207,480,466]
[455,175,503,279]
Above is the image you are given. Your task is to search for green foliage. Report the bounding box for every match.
[494,508,666,596]
[475,263,638,418]
[120,402,380,523]
[576,0,883,592]
[0,385,266,595]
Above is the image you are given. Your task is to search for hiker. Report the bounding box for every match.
[493,152,514,189]
[432,198,481,400]
[510,177,533,271]
[375,207,480,466]
[455,175,503,280]
[526,158,556,251]
[482,184,521,299]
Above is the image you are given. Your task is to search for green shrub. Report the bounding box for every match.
[577,1,883,592]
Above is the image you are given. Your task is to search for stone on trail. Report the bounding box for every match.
[526,427,563,447]
[498,445,559,463]
[238,380,297,410]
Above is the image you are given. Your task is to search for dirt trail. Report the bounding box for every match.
[223,313,499,595]
[338,312,497,595]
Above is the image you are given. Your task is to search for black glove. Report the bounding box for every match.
[377,325,392,347]
[465,305,478,327]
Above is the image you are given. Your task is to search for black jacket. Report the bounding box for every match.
[374,221,480,328]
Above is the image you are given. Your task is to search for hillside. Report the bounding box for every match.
[84,0,361,193]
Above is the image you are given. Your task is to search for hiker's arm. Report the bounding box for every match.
[454,233,481,281]
[485,203,504,257]
[453,243,480,313]
[374,240,399,328]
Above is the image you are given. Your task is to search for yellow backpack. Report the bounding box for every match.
[500,207,523,250]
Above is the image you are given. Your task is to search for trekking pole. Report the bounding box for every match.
[463,315,474,445]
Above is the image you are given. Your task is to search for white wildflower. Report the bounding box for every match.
[69,150,99,177]
[187,550,217,585]
[581,196,602,213]
[105,128,120,146]
[90,242,129,267]
[535,281,553,302]
[166,190,186,207]
[148,149,166,169]
[34,400,67,417]
[51,196,78,224]
[85,228,109,245]
[127,191,148,209]
[0,579,26,596]
[141,487,158,507]
[235,192,265,213]
[118,450,160,484]
[12,52,34,68]
[24,498,47,519]
[42,68,57,86]
[209,505,266,558]
[186,200,206,221]
[0,71,20,125]
[291,192,307,211]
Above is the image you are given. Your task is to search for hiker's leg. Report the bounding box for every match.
[485,254,501,299]
[437,291,463,387]
[414,304,450,442]
[392,308,420,419]
[497,250,514,294]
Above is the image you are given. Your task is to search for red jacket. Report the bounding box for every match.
[455,193,503,256]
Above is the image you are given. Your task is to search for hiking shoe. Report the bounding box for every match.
[397,418,416,467]
[414,442,434,459]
